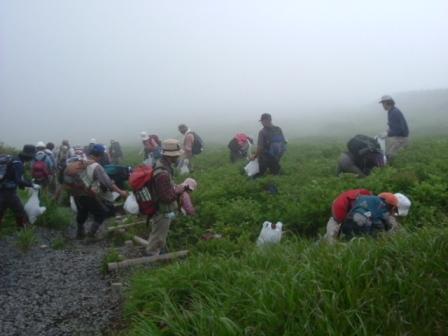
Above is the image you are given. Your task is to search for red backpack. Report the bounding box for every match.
[32,160,50,182]
[128,165,157,217]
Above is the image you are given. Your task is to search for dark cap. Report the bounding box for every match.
[89,144,106,156]
[259,113,272,121]
[19,145,36,160]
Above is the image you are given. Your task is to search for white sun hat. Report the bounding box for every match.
[394,193,411,216]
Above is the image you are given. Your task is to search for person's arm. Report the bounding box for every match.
[154,172,177,203]
[13,161,33,189]
[184,133,194,158]
[93,166,127,198]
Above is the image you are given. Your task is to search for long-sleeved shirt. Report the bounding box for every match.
[388,107,409,137]
[1,157,33,190]
[153,159,177,204]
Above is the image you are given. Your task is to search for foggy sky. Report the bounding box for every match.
[1,0,448,146]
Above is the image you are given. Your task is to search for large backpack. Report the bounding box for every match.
[347,135,381,159]
[32,156,51,182]
[190,132,204,155]
[0,155,12,183]
[128,165,157,217]
[263,127,286,160]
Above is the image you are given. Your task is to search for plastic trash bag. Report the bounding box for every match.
[179,159,190,175]
[244,159,259,177]
[256,221,283,246]
[124,193,139,214]
[70,196,77,213]
[24,189,46,224]
[375,135,388,165]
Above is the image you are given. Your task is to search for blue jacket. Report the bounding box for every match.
[388,107,409,137]
[0,157,33,190]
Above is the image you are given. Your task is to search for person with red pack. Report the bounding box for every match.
[324,189,372,242]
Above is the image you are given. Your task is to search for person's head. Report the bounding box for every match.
[89,144,106,160]
[74,145,84,156]
[259,113,273,128]
[36,141,46,151]
[89,138,97,145]
[161,139,183,163]
[178,124,188,135]
[379,95,395,111]
[62,139,70,147]
[379,192,398,214]
[19,144,36,162]
[46,142,55,151]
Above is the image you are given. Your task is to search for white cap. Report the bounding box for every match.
[36,141,46,148]
[395,193,411,216]
[379,95,394,103]
[140,131,149,140]
[90,138,97,144]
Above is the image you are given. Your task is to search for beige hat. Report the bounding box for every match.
[379,95,394,103]
[162,139,183,157]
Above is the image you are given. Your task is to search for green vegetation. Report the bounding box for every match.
[122,136,448,335]
[16,227,38,252]
[51,237,66,250]
[102,248,123,275]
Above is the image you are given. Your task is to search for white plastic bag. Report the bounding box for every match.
[244,159,259,177]
[256,221,283,246]
[124,193,139,214]
[179,159,190,176]
[375,135,388,165]
[70,196,77,213]
[24,189,47,224]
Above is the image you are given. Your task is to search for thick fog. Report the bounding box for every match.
[1,0,448,147]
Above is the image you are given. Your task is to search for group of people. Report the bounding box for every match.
[0,94,412,253]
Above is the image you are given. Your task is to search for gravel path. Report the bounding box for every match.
[0,225,122,336]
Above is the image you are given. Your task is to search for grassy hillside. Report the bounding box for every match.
[121,136,448,335]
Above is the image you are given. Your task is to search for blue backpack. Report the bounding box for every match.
[264,126,286,160]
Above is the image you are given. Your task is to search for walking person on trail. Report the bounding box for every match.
[146,139,186,256]
[325,189,411,242]
[140,131,162,164]
[228,133,253,163]
[251,113,287,176]
[178,124,204,172]
[0,145,39,229]
[109,139,123,164]
[337,135,385,177]
[63,144,128,239]
[32,141,56,191]
[379,95,409,161]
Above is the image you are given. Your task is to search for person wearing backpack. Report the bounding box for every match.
[140,132,162,164]
[178,124,203,172]
[379,95,409,161]
[32,141,55,190]
[64,144,128,239]
[109,139,123,164]
[251,114,286,176]
[337,135,385,177]
[228,133,253,163]
[0,145,39,228]
[145,139,186,256]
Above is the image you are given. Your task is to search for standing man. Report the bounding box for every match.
[146,139,185,256]
[178,124,202,172]
[0,145,38,228]
[251,113,287,176]
[109,140,123,164]
[379,95,409,161]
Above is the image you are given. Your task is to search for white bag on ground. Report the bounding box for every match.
[179,159,190,175]
[124,193,139,215]
[245,159,259,177]
[257,221,283,246]
[24,189,46,224]
[70,196,77,213]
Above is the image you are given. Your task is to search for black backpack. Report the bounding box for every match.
[347,135,381,159]
[190,132,204,155]
[0,155,12,183]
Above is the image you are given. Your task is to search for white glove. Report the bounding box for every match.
[32,183,41,190]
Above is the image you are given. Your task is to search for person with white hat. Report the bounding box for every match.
[140,131,162,163]
[32,141,56,190]
[146,139,185,256]
[379,95,409,161]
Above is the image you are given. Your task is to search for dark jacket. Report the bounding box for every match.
[0,157,33,190]
[388,107,409,137]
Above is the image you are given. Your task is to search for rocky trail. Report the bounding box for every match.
[0,223,128,336]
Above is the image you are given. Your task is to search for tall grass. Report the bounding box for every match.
[125,228,448,335]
